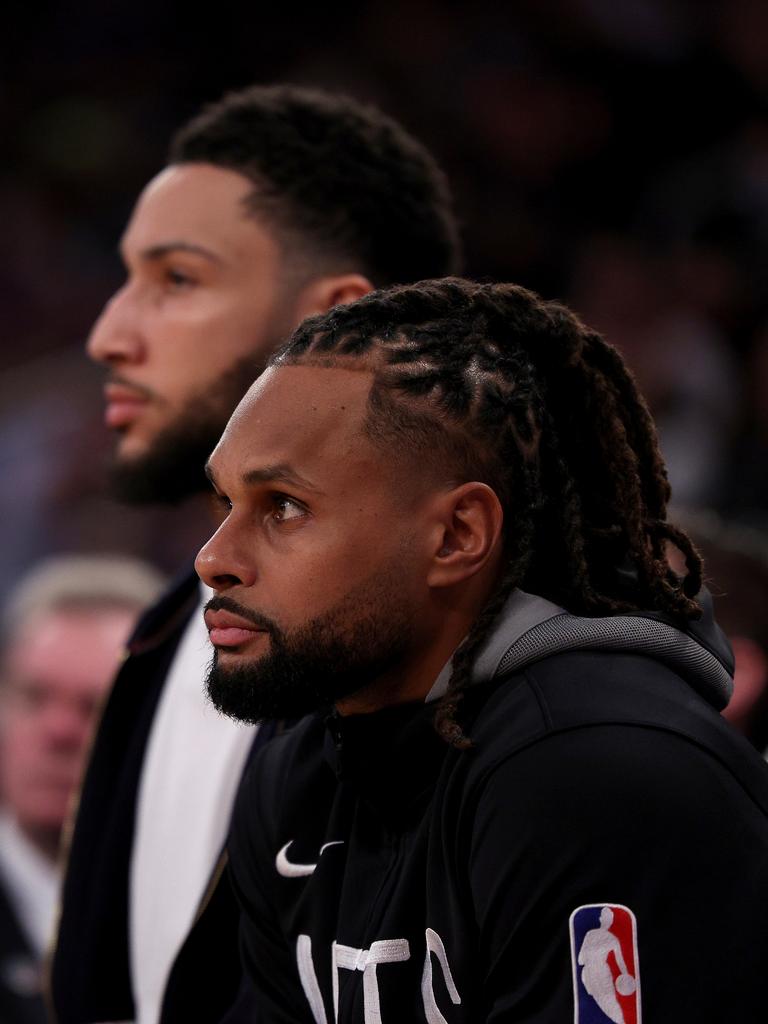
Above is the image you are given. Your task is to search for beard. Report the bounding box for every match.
[205,568,416,723]
[108,353,269,504]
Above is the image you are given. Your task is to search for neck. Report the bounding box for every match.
[334,601,481,716]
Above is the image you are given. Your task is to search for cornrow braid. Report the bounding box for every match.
[272,278,703,747]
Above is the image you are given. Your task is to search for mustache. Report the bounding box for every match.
[105,372,158,402]
[204,594,279,634]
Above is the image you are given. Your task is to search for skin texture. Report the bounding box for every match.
[87,162,371,484]
[0,607,137,859]
[196,364,504,717]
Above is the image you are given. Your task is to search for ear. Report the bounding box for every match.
[426,482,504,590]
[292,273,374,321]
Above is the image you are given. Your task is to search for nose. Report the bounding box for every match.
[40,697,91,754]
[195,519,258,592]
[86,283,145,366]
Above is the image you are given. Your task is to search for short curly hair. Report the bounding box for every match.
[168,84,462,287]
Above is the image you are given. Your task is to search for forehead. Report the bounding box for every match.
[3,608,135,693]
[123,163,278,261]
[213,364,378,479]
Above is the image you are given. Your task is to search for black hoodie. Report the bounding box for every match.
[229,590,768,1023]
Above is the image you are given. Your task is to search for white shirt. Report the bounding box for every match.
[0,811,59,957]
[130,584,257,1024]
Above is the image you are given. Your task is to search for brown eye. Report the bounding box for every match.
[271,496,306,522]
[164,267,195,288]
[216,494,233,513]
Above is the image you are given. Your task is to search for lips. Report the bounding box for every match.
[103,382,149,429]
[204,608,266,648]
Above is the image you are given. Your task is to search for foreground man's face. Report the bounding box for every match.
[197,364,424,651]
[196,364,437,718]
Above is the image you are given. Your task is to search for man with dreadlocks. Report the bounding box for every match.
[196,278,768,1022]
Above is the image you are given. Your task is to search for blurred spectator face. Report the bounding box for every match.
[0,606,135,851]
[86,164,303,490]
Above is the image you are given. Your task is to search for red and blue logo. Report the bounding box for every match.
[569,904,641,1024]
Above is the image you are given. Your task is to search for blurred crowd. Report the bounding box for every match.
[0,556,163,1018]
[3,0,768,582]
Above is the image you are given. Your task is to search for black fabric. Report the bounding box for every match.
[0,879,47,1024]
[160,858,262,1024]
[229,647,768,1022]
[49,567,272,1024]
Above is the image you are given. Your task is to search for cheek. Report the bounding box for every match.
[273,530,406,621]
[0,724,36,792]
[163,294,264,357]
[1,714,38,754]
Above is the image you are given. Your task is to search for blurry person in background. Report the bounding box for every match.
[51,84,461,1024]
[0,555,162,1024]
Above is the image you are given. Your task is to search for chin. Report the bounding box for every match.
[114,432,151,461]
[206,656,330,725]
[21,804,68,833]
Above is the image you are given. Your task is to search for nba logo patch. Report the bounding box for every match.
[569,904,641,1024]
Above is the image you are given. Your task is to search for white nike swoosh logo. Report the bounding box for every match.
[276,840,344,878]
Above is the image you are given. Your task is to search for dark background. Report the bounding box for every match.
[3,0,768,582]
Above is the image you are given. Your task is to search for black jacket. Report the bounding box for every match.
[229,589,768,1023]
[50,569,275,1024]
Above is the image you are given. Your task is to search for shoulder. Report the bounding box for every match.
[473,648,762,759]
[461,716,768,1019]
[461,649,768,831]
[473,721,768,844]
[473,647,720,740]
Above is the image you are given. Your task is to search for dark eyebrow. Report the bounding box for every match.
[243,464,321,493]
[204,462,321,494]
[120,240,224,265]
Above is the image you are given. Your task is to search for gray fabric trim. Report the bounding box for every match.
[425,658,454,703]
[471,589,565,682]
[426,590,564,703]
[494,612,733,710]
[432,588,732,710]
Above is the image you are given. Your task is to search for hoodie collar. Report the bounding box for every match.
[467,587,734,710]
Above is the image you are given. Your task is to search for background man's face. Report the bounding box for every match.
[0,607,136,846]
[87,163,298,500]
[196,365,431,721]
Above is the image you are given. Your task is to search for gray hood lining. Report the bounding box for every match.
[469,589,733,711]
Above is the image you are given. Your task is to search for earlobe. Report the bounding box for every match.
[426,483,504,590]
[295,273,374,320]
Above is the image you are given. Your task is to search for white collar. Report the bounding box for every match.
[0,810,59,955]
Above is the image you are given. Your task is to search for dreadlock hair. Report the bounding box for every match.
[271,277,703,748]
[168,84,461,287]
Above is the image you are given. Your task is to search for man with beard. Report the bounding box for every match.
[50,86,460,1024]
[197,278,768,1022]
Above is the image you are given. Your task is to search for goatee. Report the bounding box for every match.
[205,577,414,723]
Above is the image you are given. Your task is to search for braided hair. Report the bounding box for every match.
[271,278,703,747]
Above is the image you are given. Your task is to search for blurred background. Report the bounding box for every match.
[3,0,768,582]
